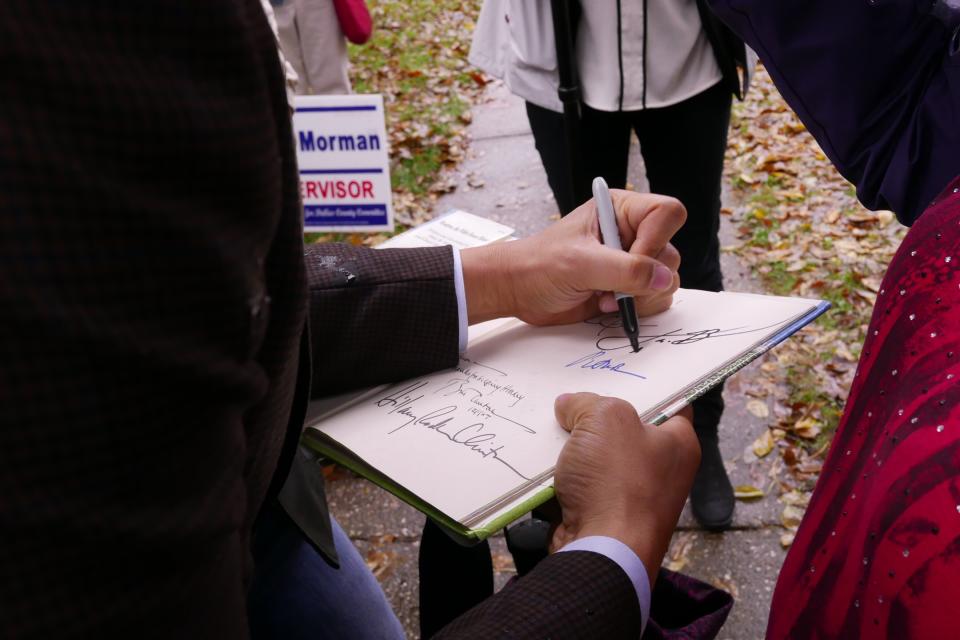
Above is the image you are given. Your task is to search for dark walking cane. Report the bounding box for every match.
[550,0,584,217]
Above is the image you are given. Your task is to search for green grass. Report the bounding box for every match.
[393,146,443,195]
[764,261,799,295]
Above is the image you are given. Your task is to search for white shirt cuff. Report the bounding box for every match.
[452,247,468,353]
[558,536,651,634]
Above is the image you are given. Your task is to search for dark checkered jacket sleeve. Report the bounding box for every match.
[1,2,311,637]
[304,244,460,396]
[435,551,643,639]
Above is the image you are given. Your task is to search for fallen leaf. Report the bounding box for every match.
[711,573,741,600]
[746,399,770,419]
[734,485,765,500]
[780,490,811,507]
[854,289,877,304]
[666,532,696,572]
[365,548,398,579]
[835,344,858,362]
[780,532,796,548]
[469,71,488,86]
[752,430,775,458]
[793,417,822,440]
[876,210,895,226]
[781,505,805,530]
[492,552,516,573]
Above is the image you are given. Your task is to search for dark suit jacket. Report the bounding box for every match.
[1,2,728,638]
[0,1,453,636]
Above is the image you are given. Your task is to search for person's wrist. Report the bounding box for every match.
[575,516,663,587]
[461,243,516,324]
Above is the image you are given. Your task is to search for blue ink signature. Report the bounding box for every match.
[564,351,647,379]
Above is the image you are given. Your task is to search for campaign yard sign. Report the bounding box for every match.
[293,94,394,233]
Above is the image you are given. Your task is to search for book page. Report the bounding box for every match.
[377,209,514,249]
[313,289,822,524]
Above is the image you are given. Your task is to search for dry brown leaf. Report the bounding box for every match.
[781,505,805,530]
[780,490,811,507]
[746,399,770,419]
[711,574,741,600]
[793,417,822,440]
[752,430,775,458]
[365,548,398,579]
[492,552,516,573]
[666,532,696,572]
[835,344,858,362]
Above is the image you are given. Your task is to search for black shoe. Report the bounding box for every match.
[505,518,551,576]
[690,432,735,531]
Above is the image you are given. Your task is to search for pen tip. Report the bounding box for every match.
[629,336,640,353]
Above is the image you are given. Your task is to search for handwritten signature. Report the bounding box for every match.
[564,351,646,379]
[434,376,535,433]
[587,315,783,352]
[375,381,533,481]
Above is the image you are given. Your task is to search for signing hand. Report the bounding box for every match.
[551,393,699,586]
[461,191,685,325]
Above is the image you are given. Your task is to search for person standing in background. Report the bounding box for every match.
[418,6,747,635]
[470,0,748,533]
[272,0,351,94]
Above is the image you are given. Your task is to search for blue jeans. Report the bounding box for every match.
[248,502,405,640]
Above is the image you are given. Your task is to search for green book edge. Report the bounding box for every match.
[302,429,556,545]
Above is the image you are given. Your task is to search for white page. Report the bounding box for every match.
[314,289,821,524]
[377,209,514,250]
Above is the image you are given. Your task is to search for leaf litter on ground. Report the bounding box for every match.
[725,66,906,543]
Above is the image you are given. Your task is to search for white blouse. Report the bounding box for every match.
[576,0,723,111]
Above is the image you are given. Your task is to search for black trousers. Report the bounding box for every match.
[528,80,729,292]
[527,80,730,433]
[419,82,732,636]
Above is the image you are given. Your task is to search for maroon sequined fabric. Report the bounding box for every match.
[768,176,960,638]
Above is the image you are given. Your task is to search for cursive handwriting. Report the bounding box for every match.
[375,384,533,481]
[447,361,528,408]
[587,315,784,352]
[564,351,647,379]
[434,376,535,434]
[377,381,429,413]
[460,357,507,377]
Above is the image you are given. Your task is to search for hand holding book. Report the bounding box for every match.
[551,395,698,588]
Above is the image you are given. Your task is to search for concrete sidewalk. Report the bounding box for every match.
[327,82,788,639]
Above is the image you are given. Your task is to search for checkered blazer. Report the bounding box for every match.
[436,551,644,638]
[436,560,733,639]
[0,2,461,637]
[1,3,719,639]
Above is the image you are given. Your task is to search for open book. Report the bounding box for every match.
[304,285,828,543]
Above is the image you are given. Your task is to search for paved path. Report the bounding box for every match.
[328,82,788,639]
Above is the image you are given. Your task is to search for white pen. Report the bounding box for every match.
[592,177,641,352]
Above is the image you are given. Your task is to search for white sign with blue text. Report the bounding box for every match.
[293,94,394,233]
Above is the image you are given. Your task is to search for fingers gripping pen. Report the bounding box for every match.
[592,177,641,353]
